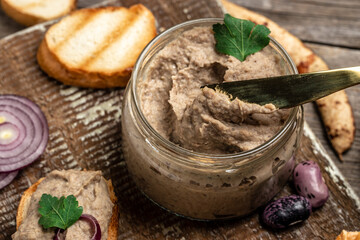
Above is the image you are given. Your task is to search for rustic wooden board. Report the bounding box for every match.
[0,0,359,239]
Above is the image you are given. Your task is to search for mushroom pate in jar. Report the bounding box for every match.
[121,18,303,220]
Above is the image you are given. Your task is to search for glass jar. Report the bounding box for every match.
[121,18,303,220]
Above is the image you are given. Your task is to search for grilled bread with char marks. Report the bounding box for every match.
[37,4,157,88]
[1,0,76,26]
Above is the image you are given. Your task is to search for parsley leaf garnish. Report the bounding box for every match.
[213,14,271,61]
[38,194,83,230]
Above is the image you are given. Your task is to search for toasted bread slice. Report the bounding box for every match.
[16,173,119,240]
[37,4,157,88]
[0,0,76,26]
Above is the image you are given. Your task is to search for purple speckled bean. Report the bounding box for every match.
[293,161,329,208]
[262,195,311,229]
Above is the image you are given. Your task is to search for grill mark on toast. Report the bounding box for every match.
[52,12,98,54]
[78,11,140,70]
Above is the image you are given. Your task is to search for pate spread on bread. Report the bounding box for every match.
[1,0,76,26]
[37,4,157,88]
[12,170,118,240]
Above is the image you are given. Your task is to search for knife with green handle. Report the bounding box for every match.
[204,66,360,109]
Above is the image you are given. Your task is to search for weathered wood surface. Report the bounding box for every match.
[0,0,359,239]
[230,0,360,48]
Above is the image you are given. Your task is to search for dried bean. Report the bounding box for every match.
[262,195,311,229]
[294,161,329,208]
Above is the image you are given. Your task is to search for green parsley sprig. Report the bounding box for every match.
[213,14,271,61]
[38,194,83,230]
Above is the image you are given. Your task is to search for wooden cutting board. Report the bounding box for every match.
[0,0,359,239]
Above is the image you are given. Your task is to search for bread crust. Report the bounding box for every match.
[37,39,131,88]
[16,175,118,240]
[336,230,360,240]
[16,178,44,229]
[0,0,76,26]
[37,5,157,88]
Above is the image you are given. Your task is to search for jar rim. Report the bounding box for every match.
[130,18,299,163]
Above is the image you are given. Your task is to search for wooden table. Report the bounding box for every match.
[0,0,359,239]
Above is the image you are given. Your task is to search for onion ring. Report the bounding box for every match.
[0,95,48,172]
[53,229,63,240]
[80,214,102,240]
[0,171,18,189]
[0,112,26,150]
[0,122,20,145]
[53,214,101,240]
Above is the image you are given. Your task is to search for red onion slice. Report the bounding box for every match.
[0,171,18,189]
[0,95,48,172]
[80,214,102,240]
[53,229,63,240]
[0,112,26,150]
[0,104,37,157]
[53,214,101,240]
[0,122,20,145]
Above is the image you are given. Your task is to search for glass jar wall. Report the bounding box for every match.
[121,19,303,220]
